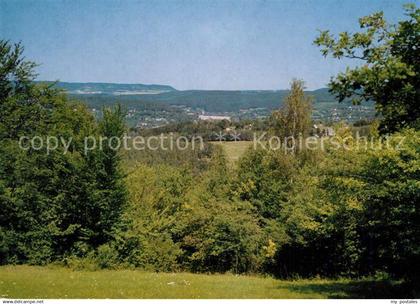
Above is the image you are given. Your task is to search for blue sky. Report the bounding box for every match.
[0,0,414,90]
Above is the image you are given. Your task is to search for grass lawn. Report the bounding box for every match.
[212,141,253,165]
[0,266,407,299]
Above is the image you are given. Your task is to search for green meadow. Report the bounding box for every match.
[0,266,407,299]
[213,141,253,165]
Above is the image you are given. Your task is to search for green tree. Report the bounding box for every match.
[176,155,263,273]
[90,105,127,246]
[357,129,420,283]
[314,4,420,133]
[0,40,127,264]
[114,164,188,271]
[235,148,296,220]
[270,79,313,140]
[0,41,36,102]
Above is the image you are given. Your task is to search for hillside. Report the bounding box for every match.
[38,81,176,95]
[35,82,376,126]
[43,82,374,112]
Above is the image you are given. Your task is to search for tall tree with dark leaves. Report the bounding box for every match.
[89,105,127,247]
[0,40,127,264]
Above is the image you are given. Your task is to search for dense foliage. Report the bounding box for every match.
[0,41,126,264]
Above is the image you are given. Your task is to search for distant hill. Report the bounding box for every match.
[37,81,176,95]
[39,81,375,115]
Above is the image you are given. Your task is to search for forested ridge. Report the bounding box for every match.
[0,4,419,296]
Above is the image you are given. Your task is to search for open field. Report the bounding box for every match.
[0,266,408,299]
[213,141,253,165]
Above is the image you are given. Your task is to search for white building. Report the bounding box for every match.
[198,115,231,122]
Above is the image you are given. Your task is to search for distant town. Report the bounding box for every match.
[91,103,376,129]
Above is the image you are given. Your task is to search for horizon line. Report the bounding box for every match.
[36,79,330,92]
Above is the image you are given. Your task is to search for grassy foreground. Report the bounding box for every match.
[0,266,406,299]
